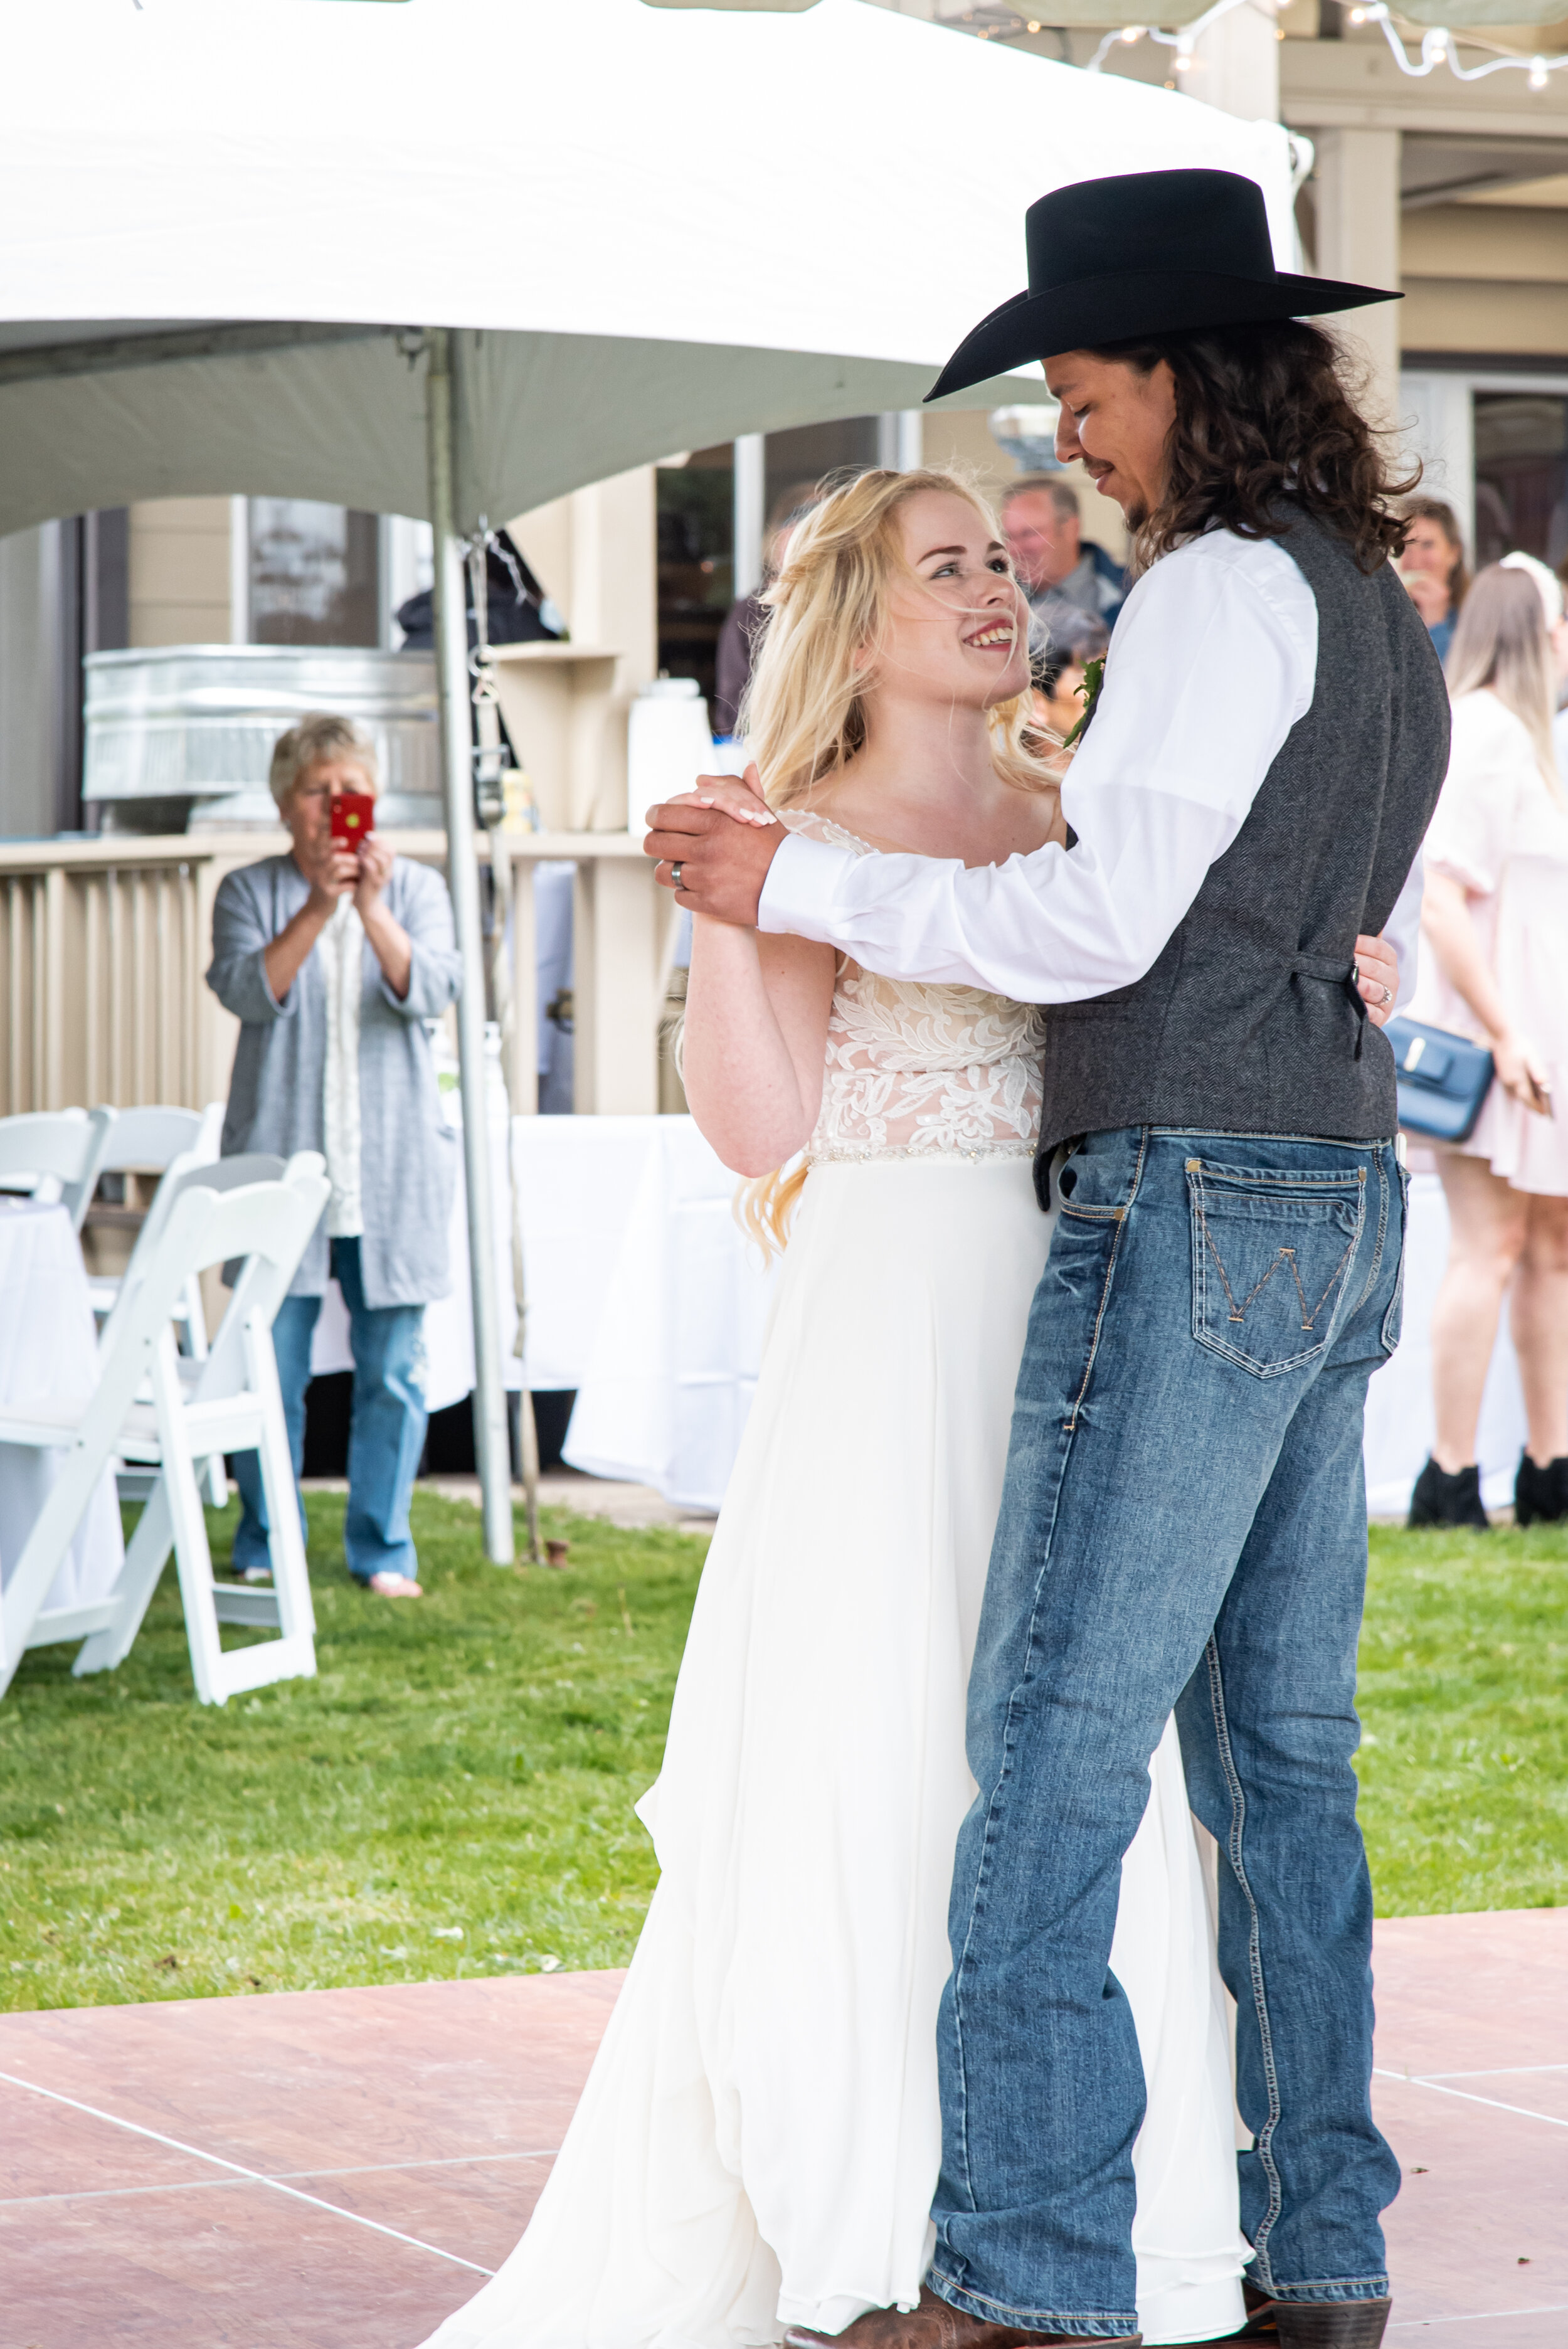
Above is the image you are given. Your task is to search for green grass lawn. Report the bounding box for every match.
[1,1492,704,2012]
[1358,1520,1568,1914]
[1,1499,1563,2013]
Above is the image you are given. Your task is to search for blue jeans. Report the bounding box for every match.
[931,1128,1407,2340]
[231,1237,429,1586]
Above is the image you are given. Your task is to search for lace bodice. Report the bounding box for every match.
[777,809,1047,1167]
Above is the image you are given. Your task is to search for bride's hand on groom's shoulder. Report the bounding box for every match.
[1353,931,1400,1028]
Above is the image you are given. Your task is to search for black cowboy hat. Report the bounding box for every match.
[926,167,1399,403]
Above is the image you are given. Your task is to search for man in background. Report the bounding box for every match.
[1002,472,1126,662]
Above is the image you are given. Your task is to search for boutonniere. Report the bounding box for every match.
[1060,654,1104,750]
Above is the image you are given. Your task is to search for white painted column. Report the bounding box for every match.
[876,412,924,471]
[228,497,250,645]
[1313,128,1402,430]
[1184,0,1279,124]
[571,855,661,1115]
[733,434,766,599]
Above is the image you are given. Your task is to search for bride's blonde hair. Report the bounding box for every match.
[739,465,1056,812]
[734,464,1056,1254]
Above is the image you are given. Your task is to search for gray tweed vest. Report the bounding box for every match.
[1035,510,1450,1187]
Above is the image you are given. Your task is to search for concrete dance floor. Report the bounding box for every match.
[2,1909,1564,2347]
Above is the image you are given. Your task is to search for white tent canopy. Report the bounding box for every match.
[0,0,1296,536]
[0,0,1296,1562]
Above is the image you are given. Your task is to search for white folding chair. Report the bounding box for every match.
[88,1106,225,1449]
[0,1158,331,1707]
[0,1106,117,1231]
[102,1151,289,1507]
[100,1104,209,1174]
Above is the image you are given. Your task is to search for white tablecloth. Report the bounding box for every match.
[309,1123,1525,1522]
[546,1118,778,1511]
[310,1111,776,1510]
[0,1200,125,1613]
[310,1083,516,1416]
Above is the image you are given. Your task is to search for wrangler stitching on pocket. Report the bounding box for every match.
[1194,1196,1358,1332]
[1187,1161,1365,1377]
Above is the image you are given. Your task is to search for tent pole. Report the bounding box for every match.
[426,325,515,1566]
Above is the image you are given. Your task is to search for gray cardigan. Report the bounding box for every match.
[206,855,463,1307]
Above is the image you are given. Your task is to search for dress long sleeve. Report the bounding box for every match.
[376,859,463,1019]
[206,867,298,1025]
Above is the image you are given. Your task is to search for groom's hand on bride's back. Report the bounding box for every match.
[644,766,785,926]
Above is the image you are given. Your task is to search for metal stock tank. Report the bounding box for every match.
[83,645,440,833]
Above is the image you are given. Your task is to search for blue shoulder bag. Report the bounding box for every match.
[1385,1014,1495,1143]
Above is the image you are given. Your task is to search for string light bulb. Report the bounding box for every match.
[1530,53,1549,85]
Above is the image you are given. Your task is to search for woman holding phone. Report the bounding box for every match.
[1408,558,1568,1529]
[206,712,462,1596]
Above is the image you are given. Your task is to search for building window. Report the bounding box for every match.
[762,417,879,530]
[657,448,734,708]
[655,420,887,713]
[245,498,381,647]
[1473,393,1568,571]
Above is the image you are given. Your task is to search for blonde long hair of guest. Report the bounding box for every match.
[735,466,1052,1256]
[1446,560,1564,801]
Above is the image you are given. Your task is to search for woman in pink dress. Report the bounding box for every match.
[1407,555,1568,1528]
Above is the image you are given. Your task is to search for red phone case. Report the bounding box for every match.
[330,792,376,845]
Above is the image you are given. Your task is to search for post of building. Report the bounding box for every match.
[1184,0,1280,124]
[425,325,515,1566]
[733,433,766,598]
[876,412,924,472]
[1313,128,1402,431]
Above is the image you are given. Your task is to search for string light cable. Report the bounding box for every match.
[1343,3,1563,88]
[1086,0,1567,88]
[1086,0,1259,76]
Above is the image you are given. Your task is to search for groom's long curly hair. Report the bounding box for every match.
[1089,319,1418,576]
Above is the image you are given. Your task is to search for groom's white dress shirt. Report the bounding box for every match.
[759,529,1423,1009]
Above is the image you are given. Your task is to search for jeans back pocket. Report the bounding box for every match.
[1187,1157,1367,1379]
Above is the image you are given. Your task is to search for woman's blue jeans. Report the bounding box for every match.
[230,1237,428,1586]
[930,1127,1407,2341]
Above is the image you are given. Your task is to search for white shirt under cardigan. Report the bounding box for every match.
[315,893,366,1239]
[759,530,1424,1012]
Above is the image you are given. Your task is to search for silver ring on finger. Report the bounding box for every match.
[1381,983,1394,1007]
[672,862,684,889]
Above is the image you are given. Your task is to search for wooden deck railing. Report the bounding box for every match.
[0,829,672,1120]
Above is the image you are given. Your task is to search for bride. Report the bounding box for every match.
[416,470,1397,2349]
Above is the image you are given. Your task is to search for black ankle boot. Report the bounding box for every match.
[1186,2281,1391,2343]
[1408,1457,1490,1530]
[1514,1451,1568,1526]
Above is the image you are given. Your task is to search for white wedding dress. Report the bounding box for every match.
[418,816,1249,2349]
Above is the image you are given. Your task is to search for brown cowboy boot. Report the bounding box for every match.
[781,2284,1141,2349]
[1182,2280,1392,2345]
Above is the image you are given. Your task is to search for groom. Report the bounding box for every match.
[647,172,1447,2349]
